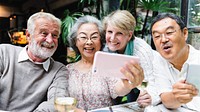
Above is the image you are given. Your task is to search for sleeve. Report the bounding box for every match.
[0,45,4,77]
[154,54,173,95]
[105,77,120,99]
[0,47,3,77]
[148,51,172,105]
[134,38,154,81]
[34,65,69,112]
[146,51,161,105]
[134,38,163,105]
[33,102,55,112]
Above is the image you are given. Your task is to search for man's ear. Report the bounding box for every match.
[183,27,188,41]
[26,29,31,42]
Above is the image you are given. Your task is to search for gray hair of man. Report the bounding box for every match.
[68,15,105,56]
[27,12,62,35]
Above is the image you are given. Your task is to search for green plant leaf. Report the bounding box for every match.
[61,11,84,46]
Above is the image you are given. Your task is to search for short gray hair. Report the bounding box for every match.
[68,15,105,55]
[27,12,61,35]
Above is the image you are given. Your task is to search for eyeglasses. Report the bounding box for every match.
[153,29,177,40]
[77,36,100,43]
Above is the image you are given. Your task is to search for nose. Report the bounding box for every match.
[45,33,54,43]
[161,34,169,42]
[110,34,115,41]
[85,39,93,45]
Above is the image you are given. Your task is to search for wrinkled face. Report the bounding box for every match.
[27,18,59,60]
[151,17,188,61]
[76,23,101,60]
[105,24,132,54]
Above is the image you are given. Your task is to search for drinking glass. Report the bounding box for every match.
[136,79,148,109]
[54,97,77,112]
[137,80,148,91]
[54,83,77,112]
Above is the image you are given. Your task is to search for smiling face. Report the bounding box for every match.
[152,17,188,62]
[76,23,101,61]
[105,24,132,54]
[27,18,59,61]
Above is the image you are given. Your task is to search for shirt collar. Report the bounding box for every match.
[18,45,50,71]
[166,45,194,79]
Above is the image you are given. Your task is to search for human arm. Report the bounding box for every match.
[0,44,4,78]
[34,65,69,112]
[160,80,198,109]
[137,50,162,106]
[130,39,154,106]
[115,60,144,96]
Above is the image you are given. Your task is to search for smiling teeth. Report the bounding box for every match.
[85,48,93,50]
[41,42,55,48]
[111,43,118,45]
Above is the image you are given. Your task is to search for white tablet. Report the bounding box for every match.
[186,64,200,96]
[92,51,140,79]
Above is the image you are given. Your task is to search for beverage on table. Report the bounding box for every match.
[54,97,77,112]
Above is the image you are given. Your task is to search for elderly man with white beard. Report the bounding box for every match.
[0,12,68,112]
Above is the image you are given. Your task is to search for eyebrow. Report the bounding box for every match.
[91,32,99,36]
[78,31,99,36]
[152,26,175,34]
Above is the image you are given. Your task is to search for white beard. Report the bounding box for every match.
[29,38,57,59]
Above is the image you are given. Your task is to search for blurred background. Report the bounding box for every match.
[0,0,200,64]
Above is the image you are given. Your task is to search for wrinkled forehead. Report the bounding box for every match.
[35,18,60,31]
[152,18,178,32]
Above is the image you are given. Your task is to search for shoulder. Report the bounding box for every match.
[0,44,23,56]
[134,37,152,50]
[189,45,200,54]
[0,44,22,50]
[188,45,200,63]
[66,63,75,69]
[134,37,153,58]
[134,37,150,44]
[50,58,68,71]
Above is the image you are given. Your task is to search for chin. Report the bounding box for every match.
[108,46,117,51]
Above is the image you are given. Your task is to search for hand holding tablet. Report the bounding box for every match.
[92,51,140,79]
[186,64,200,96]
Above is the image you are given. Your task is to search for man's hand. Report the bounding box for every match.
[172,80,198,104]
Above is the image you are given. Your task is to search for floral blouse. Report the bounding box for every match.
[66,63,119,110]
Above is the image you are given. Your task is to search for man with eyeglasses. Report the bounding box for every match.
[150,13,200,111]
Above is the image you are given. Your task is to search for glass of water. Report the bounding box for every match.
[137,80,148,91]
[136,79,149,109]
[54,82,77,112]
[54,97,77,112]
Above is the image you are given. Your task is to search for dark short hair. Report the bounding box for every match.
[150,13,186,34]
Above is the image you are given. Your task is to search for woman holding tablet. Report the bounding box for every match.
[103,10,157,107]
[66,15,144,111]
